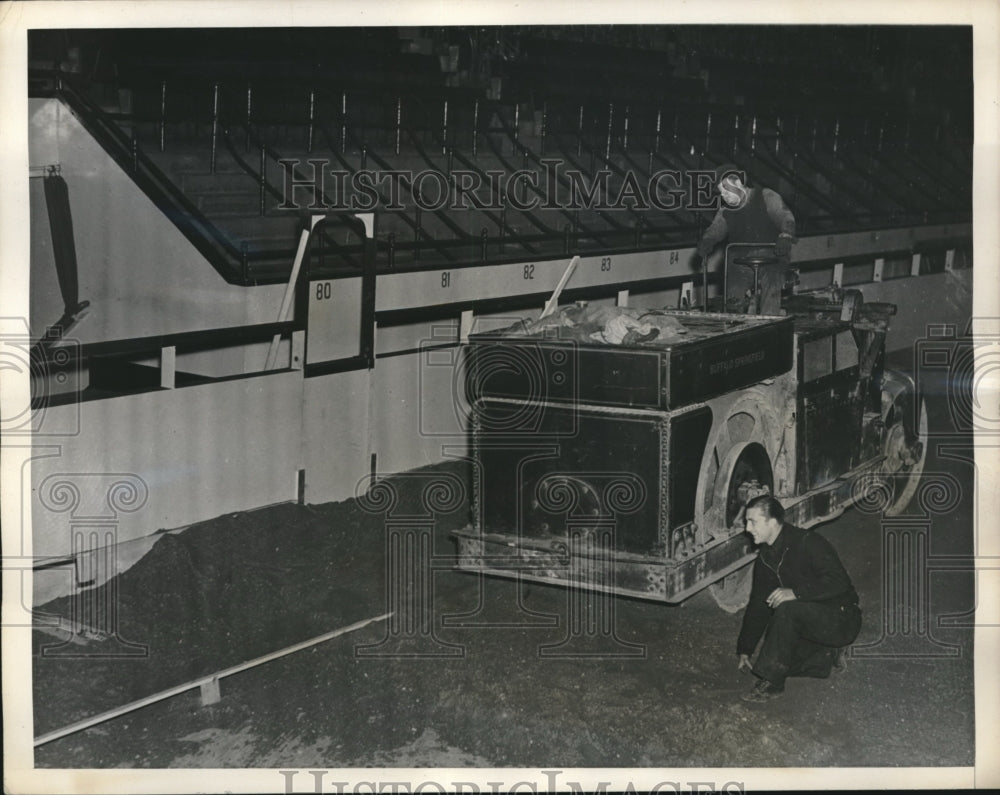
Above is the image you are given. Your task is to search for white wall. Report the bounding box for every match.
[302,369,372,504]
[28,98,286,345]
[30,371,303,603]
[858,269,973,353]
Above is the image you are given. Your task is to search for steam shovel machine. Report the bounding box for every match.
[453,250,926,611]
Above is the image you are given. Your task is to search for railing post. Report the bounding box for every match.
[513,102,520,146]
[307,90,315,154]
[395,96,402,156]
[481,228,489,263]
[733,113,740,156]
[833,117,840,155]
[472,99,479,158]
[634,216,644,247]
[340,90,347,154]
[130,135,138,173]
[564,224,572,255]
[259,144,267,216]
[441,99,449,155]
[241,242,249,282]
[605,102,614,161]
[159,80,166,153]
[704,111,712,157]
[577,104,584,157]
[210,82,220,174]
[245,84,252,153]
[499,197,506,254]
[622,104,630,152]
[540,102,547,155]
[447,146,454,177]
[775,114,781,156]
[414,189,422,262]
[387,232,396,269]
[654,108,662,154]
[750,115,757,154]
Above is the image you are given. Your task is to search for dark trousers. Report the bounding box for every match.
[753,601,862,688]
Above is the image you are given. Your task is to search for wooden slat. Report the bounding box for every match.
[33,612,392,747]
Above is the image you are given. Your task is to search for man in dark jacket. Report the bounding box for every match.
[696,164,796,315]
[736,495,862,702]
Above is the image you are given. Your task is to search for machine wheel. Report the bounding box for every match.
[707,444,772,612]
[709,561,753,613]
[723,444,773,528]
[882,397,929,516]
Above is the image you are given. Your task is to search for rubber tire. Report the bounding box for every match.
[884,397,929,516]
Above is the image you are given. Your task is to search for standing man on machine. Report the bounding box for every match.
[695,164,797,314]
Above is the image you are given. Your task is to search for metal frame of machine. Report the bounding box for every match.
[454,273,927,611]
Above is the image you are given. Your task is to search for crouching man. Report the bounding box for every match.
[736,495,862,703]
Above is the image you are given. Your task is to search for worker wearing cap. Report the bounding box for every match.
[696,164,797,314]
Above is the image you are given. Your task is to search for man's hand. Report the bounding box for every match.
[774,236,793,258]
[766,587,797,608]
[738,654,753,674]
[696,241,712,260]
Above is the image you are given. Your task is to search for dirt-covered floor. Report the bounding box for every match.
[32,377,977,770]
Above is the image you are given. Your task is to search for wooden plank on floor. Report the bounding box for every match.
[33,612,392,747]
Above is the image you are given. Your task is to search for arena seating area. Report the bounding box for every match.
[29,26,971,284]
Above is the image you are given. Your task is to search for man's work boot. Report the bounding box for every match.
[741,678,785,703]
[833,646,851,674]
